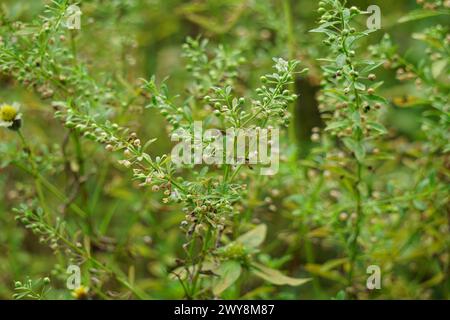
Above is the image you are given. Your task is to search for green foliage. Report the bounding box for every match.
[13,277,51,300]
[0,0,448,300]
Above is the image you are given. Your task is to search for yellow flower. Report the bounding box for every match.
[72,285,89,300]
[0,103,21,129]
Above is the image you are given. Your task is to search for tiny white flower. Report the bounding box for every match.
[274,58,289,73]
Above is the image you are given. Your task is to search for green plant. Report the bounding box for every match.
[311,0,389,293]
[13,277,51,300]
[142,41,309,298]
[0,0,448,301]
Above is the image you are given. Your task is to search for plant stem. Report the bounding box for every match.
[336,9,366,294]
[17,130,50,218]
[190,225,213,298]
[282,0,299,147]
[54,228,148,299]
[348,160,363,288]
[13,160,88,219]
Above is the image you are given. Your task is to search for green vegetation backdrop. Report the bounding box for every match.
[0,0,448,300]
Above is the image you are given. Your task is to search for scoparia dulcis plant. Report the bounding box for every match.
[1,0,309,299]
[2,0,447,301]
[369,16,449,297]
[370,27,450,153]
[311,0,389,293]
[142,40,309,298]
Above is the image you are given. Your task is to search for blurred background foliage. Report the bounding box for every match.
[0,0,448,299]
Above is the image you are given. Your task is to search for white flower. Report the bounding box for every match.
[0,102,22,129]
[274,58,289,73]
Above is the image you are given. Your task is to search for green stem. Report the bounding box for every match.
[17,130,50,218]
[282,0,298,146]
[348,161,363,288]
[338,10,365,294]
[70,29,78,64]
[190,225,212,298]
[13,161,88,219]
[54,229,148,299]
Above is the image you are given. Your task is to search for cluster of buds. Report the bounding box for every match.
[14,205,66,254]
[313,1,389,146]
[55,106,181,198]
[251,58,301,128]
[217,242,249,263]
[37,85,55,99]
[395,68,416,82]
[58,107,127,149]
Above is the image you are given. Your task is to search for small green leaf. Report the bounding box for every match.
[336,54,346,68]
[343,137,366,161]
[366,121,388,135]
[413,200,427,211]
[213,261,242,296]
[432,60,447,78]
[360,61,384,73]
[398,10,449,23]
[325,120,348,131]
[251,262,310,286]
[199,166,209,176]
[142,138,157,152]
[334,290,346,300]
[354,82,366,91]
[364,94,388,105]
[236,224,267,249]
[309,21,340,34]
